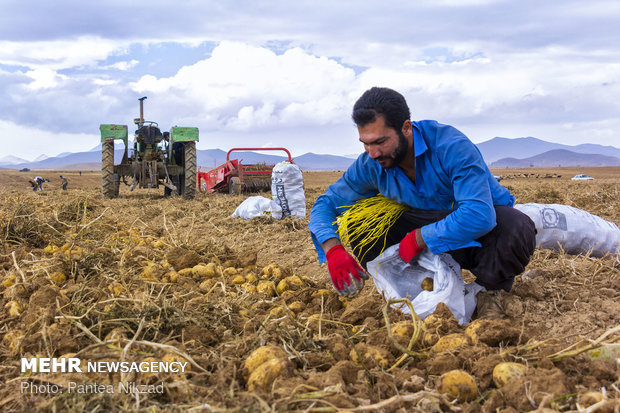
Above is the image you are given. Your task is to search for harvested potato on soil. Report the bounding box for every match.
[247,357,292,392]
[391,320,416,347]
[5,300,23,316]
[232,275,245,284]
[350,343,393,369]
[437,369,478,402]
[465,318,522,346]
[430,333,470,353]
[256,280,276,296]
[492,362,528,387]
[193,262,217,278]
[244,345,289,377]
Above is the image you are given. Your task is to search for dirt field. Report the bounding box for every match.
[0,167,618,412]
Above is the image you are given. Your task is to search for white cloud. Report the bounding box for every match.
[24,68,66,90]
[0,119,98,160]
[108,60,139,71]
[0,36,125,70]
[131,42,357,130]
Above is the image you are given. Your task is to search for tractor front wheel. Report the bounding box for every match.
[182,141,196,199]
[102,141,116,199]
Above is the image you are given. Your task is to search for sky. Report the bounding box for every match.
[1,0,619,161]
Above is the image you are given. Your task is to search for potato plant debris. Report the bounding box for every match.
[0,167,618,412]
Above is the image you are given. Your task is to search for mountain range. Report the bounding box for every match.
[1,137,619,170]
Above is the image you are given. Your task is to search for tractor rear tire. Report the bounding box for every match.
[182,141,196,199]
[102,141,116,199]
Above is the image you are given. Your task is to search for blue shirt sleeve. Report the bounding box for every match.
[308,158,379,263]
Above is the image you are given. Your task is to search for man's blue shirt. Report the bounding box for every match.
[308,120,515,263]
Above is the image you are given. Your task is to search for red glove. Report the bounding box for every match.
[398,228,424,264]
[326,245,369,296]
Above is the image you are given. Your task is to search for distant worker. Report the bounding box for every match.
[33,176,45,191]
[161,131,170,153]
[60,175,68,190]
[308,87,537,320]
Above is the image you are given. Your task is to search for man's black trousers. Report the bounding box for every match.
[350,205,537,292]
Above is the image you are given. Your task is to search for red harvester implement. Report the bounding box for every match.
[197,147,293,194]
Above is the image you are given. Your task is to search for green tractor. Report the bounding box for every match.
[99,97,199,199]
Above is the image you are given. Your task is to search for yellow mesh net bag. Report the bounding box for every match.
[335,195,410,264]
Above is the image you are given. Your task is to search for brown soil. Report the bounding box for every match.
[0,167,618,412]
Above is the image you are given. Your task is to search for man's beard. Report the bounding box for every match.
[376,131,408,169]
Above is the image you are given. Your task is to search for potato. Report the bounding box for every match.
[152,239,166,249]
[421,277,434,291]
[276,275,304,295]
[256,280,276,296]
[276,279,290,295]
[1,274,16,288]
[437,369,478,402]
[261,263,284,279]
[244,345,288,377]
[422,332,440,347]
[284,275,304,289]
[232,275,246,285]
[199,279,217,292]
[5,300,23,317]
[311,289,330,298]
[223,267,238,277]
[44,244,59,254]
[492,362,527,387]
[247,357,291,392]
[193,263,217,278]
[245,273,258,283]
[2,330,23,352]
[464,318,495,345]
[350,343,393,369]
[391,321,415,347]
[423,311,459,334]
[430,333,470,353]
[288,301,305,315]
[269,307,287,318]
[62,244,84,261]
[139,263,160,281]
[49,271,66,285]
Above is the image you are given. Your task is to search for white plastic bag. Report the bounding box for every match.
[514,203,620,257]
[271,161,305,219]
[231,196,282,220]
[366,245,484,325]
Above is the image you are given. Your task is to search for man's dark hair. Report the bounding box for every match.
[352,87,411,131]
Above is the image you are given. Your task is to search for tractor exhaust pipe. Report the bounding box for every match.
[138,96,147,127]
